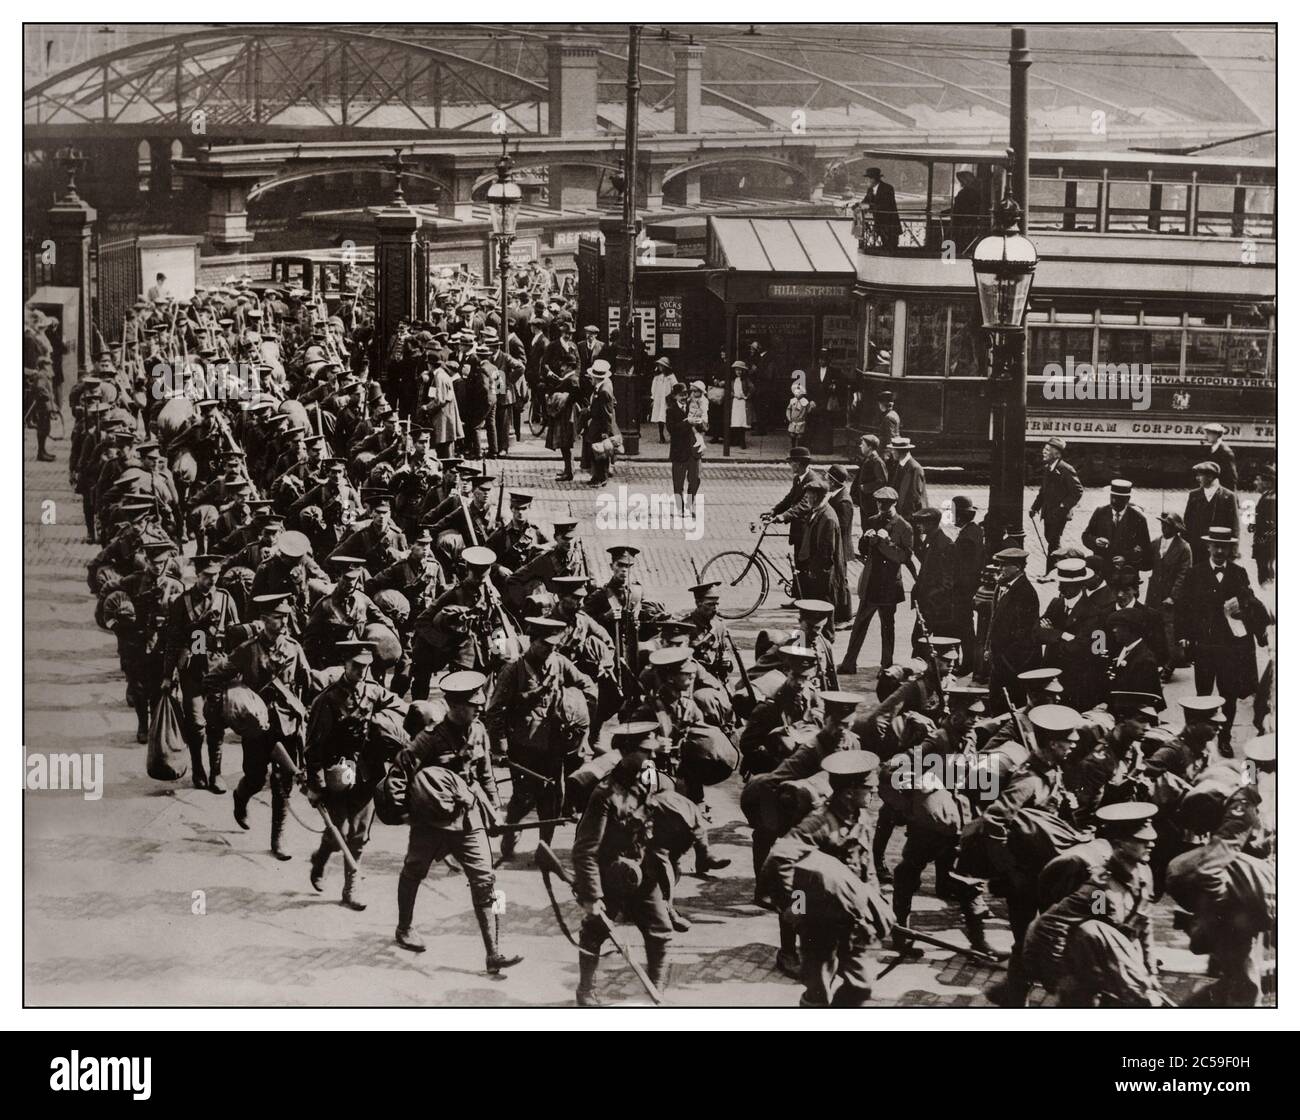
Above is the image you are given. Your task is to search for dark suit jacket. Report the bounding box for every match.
[914,527,956,632]
[1176,560,1264,698]
[831,492,855,569]
[987,574,1041,677]
[850,451,890,521]
[857,511,913,605]
[772,469,818,550]
[953,521,986,604]
[1109,639,1164,708]
[889,457,929,520]
[797,503,845,605]
[865,181,901,240]
[1081,504,1152,572]
[1183,487,1240,563]
[1146,534,1192,604]
[1210,442,1238,491]
[584,380,619,441]
[1030,460,1084,529]
[1036,591,1105,709]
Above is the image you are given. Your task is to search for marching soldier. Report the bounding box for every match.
[161,554,240,791]
[411,546,510,692]
[763,751,892,1007]
[887,686,998,957]
[330,495,409,573]
[485,492,549,570]
[220,593,316,861]
[755,598,839,691]
[305,640,403,909]
[584,545,670,676]
[116,540,185,741]
[392,670,524,975]
[302,556,395,668]
[549,575,618,737]
[679,581,733,689]
[365,527,449,620]
[1028,437,1083,566]
[739,645,825,781]
[571,722,679,1006]
[504,517,588,611]
[432,473,496,547]
[487,617,598,857]
[1024,802,1163,1007]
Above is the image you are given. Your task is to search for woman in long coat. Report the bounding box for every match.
[649,358,677,441]
[544,366,581,481]
[427,363,463,457]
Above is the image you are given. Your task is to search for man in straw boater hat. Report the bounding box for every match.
[1176,525,1269,753]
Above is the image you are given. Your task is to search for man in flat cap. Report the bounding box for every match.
[910,506,956,656]
[839,485,914,676]
[1029,437,1083,568]
[794,473,843,624]
[1201,422,1238,490]
[951,495,985,673]
[1147,511,1192,683]
[985,547,1042,713]
[1183,460,1240,566]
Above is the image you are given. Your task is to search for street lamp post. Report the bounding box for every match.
[486,136,522,364]
[971,198,1037,546]
[972,25,1035,549]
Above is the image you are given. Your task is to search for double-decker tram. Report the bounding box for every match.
[852,147,1276,481]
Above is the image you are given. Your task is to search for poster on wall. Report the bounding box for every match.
[658,294,683,350]
[607,303,657,347]
[736,313,815,375]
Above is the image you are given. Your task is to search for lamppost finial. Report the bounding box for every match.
[391,146,407,204]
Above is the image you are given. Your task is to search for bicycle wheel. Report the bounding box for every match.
[699,550,769,620]
[527,396,546,438]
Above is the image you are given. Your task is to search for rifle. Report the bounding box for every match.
[535,841,663,1004]
[1003,688,1034,746]
[727,631,757,709]
[269,742,360,872]
[496,465,506,528]
[893,923,1005,967]
[913,604,949,715]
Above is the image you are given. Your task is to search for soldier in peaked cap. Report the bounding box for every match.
[1029,437,1083,567]
[210,593,315,861]
[777,750,892,1008]
[678,580,735,690]
[305,641,404,911]
[486,617,598,857]
[392,669,524,975]
[585,544,669,684]
[1025,802,1162,1008]
[160,554,241,791]
[738,645,825,789]
[485,492,550,570]
[754,598,839,690]
[301,556,395,669]
[504,516,589,612]
[571,721,680,1006]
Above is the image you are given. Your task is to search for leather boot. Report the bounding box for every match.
[576,942,601,1007]
[693,840,730,875]
[232,783,251,830]
[645,937,670,997]
[986,955,1031,1007]
[872,829,893,884]
[207,742,226,793]
[962,909,998,956]
[309,847,328,892]
[189,746,208,790]
[270,786,292,861]
[476,907,523,973]
[342,860,366,911]
[135,700,150,745]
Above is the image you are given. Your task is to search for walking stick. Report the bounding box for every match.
[269,742,360,872]
[1027,513,1052,581]
[536,841,663,1004]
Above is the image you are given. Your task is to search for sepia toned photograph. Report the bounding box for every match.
[21,18,1276,1018]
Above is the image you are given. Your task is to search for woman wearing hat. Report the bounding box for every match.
[728,360,751,449]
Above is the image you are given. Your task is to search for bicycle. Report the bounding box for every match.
[698,518,796,620]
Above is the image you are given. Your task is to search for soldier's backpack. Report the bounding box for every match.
[373,747,416,825]
[223,686,270,738]
[1178,761,1250,836]
[408,765,477,828]
[677,724,740,787]
[791,849,894,941]
[368,704,411,762]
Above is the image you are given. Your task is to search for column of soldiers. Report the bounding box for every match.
[57,267,1274,1008]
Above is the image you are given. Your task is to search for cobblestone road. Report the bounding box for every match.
[23,429,1271,1006]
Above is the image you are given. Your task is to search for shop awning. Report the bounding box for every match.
[708,216,856,274]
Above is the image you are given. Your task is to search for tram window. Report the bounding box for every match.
[1028,180,1067,229]
[949,302,983,377]
[1227,331,1270,379]
[1196,185,1236,237]
[1029,327,1094,372]
[1243,187,1276,238]
[1098,329,1148,367]
[1149,331,1182,378]
[1106,182,1152,232]
[867,297,893,372]
[905,298,947,375]
[1185,331,1227,376]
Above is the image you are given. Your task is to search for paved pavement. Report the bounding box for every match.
[23,429,1272,1007]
